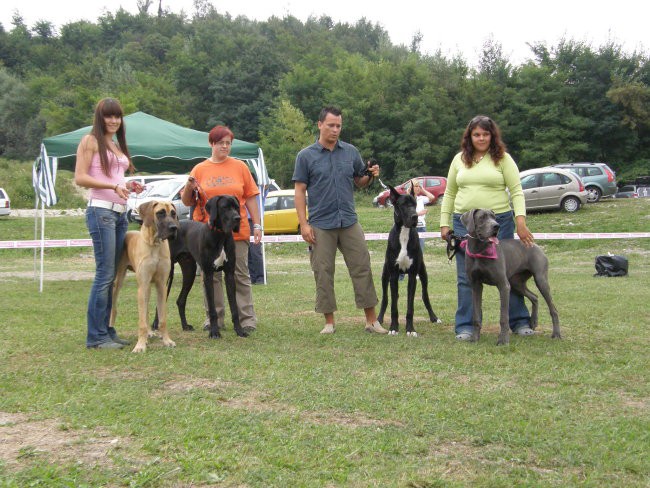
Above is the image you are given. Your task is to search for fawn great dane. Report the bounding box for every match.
[110,200,178,352]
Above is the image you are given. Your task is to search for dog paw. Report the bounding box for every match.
[208,331,222,339]
[182,325,195,331]
[433,318,442,324]
[132,343,147,353]
[406,331,418,337]
[388,330,399,336]
[163,340,176,348]
[148,330,161,338]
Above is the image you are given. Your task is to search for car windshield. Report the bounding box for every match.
[148,180,183,197]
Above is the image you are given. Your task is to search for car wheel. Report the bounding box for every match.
[126,209,134,222]
[586,186,602,203]
[562,196,581,212]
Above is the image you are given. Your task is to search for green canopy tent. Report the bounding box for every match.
[43,111,264,176]
[33,111,270,291]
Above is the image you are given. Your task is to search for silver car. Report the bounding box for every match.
[129,176,191,223]
[0,187,10,216]
[519,167,588,213]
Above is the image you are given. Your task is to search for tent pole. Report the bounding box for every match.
[258,193,267,285]
[33,195,39,281]
[39,199,45,293]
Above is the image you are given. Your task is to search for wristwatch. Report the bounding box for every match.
[253,223,263,231]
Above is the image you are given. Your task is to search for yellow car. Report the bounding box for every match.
[263,189,307,234]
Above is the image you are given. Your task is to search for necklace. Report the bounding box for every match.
[473,152,487,164]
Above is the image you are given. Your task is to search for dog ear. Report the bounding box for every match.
[460,209,477,235]
[228,195,240,212]
[169,203,179,221]
[139,201,156,227]
[206,196,220,226]
[389,185,400,204]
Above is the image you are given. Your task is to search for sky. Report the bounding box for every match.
[2,0,647,65]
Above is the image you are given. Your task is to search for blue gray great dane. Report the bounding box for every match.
[461,208,561,345]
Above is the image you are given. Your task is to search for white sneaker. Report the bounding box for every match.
[515,326,534,336]
[455,332,472,341]
[320,324,335,334]
[365,321,388,334]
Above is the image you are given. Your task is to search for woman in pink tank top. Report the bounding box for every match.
[74,98,145,349]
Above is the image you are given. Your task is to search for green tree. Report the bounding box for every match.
[0,68,45,158]
[257,99,313,187]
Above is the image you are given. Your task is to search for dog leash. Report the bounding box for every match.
[191,181,209,221]
[445,232,463,263]
[365,158,389,190]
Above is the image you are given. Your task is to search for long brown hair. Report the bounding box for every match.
[460,115,507,168]
[91,98,135,176]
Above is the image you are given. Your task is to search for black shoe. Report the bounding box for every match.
[87,341,124,350]
[242,326,256,334]
[111,336,132,346]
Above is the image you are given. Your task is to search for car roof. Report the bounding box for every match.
[520,167,579,178]
[553,162,606,166]
[266,190,296,197]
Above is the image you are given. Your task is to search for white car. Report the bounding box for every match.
[128,176,191,223]
[0,188,10,216]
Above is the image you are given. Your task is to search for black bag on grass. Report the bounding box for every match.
[594,254,628,277]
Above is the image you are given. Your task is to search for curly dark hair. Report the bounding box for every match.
[460,115,507,168]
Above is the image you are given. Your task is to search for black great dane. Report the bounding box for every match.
[460,208,561,345]
[154,195,248,339]
[152,218,199,332]
[377,185,441,336]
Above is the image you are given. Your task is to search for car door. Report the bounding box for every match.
[275,195,298,233]
[537,171,569,208]
[263,195,281,233]
[521,173,543,209]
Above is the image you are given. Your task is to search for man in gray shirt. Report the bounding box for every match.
[293,106,387,335]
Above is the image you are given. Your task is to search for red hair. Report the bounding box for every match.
[208,125,235,144]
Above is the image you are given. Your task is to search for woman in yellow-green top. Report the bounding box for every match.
[440,115,535,341]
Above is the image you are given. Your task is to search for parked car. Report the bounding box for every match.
[613,185,639,199]
[125,174,184,188]
[129,176,191,223]
[551,162,617,203]
[263,189,306,234]
[0,187,10,216]
[519,167,588,212]
[266,179,281,192]
[372,176,447,207]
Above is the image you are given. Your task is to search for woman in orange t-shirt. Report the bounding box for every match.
[181,125,262,333]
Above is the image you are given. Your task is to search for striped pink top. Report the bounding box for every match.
[88,151,130,204]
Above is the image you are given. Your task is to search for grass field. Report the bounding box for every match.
[1,197,649,487]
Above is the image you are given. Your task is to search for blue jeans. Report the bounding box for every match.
[417,225,426,253]
[453,211,531,335]
[85,207,128,347]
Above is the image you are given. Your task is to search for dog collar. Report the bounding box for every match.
[460,238,499,259]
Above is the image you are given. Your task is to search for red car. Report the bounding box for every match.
[373,176,447,207]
